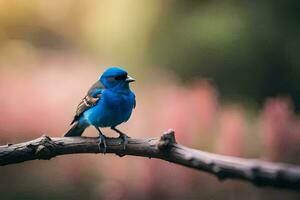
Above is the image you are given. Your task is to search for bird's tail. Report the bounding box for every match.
[64,120,88,137]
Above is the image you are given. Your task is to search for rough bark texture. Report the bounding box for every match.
[0,130,299,190]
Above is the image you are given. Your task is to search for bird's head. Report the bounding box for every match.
[100,67,135,90]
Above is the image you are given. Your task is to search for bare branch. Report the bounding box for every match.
[0,130,299,190]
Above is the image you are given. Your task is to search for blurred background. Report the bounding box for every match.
[0,0,300,199]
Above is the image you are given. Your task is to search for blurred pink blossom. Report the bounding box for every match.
[261,97,300,162]
[215,106,246,157]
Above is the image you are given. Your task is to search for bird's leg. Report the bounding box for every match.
[111,127,129,150]
[95,127,107,153]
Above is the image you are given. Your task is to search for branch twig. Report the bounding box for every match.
[0,130,299,190]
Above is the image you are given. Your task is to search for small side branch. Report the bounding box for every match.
[0,130,299,190]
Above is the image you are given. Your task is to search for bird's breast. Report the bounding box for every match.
[104,92,133,108]
[84,90,135,127]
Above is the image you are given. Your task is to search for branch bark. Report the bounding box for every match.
[0,130,299,190]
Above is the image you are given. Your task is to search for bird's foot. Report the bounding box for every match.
[98,134,107,153]
[119,133,129,150]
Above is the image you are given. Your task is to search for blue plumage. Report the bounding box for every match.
[84,89,135,127]
[65,67,136,151]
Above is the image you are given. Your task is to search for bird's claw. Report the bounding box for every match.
[119,133,129,150]
[98,135,107,153]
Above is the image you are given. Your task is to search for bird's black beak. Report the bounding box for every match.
[126,76,135,83]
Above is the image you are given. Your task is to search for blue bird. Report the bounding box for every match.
[64,67,136,152]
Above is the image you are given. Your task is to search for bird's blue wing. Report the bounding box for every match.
[71,80,105,124]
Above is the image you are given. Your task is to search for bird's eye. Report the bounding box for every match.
[115,74,127,80]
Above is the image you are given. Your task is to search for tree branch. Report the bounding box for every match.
[0,130,299,190]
